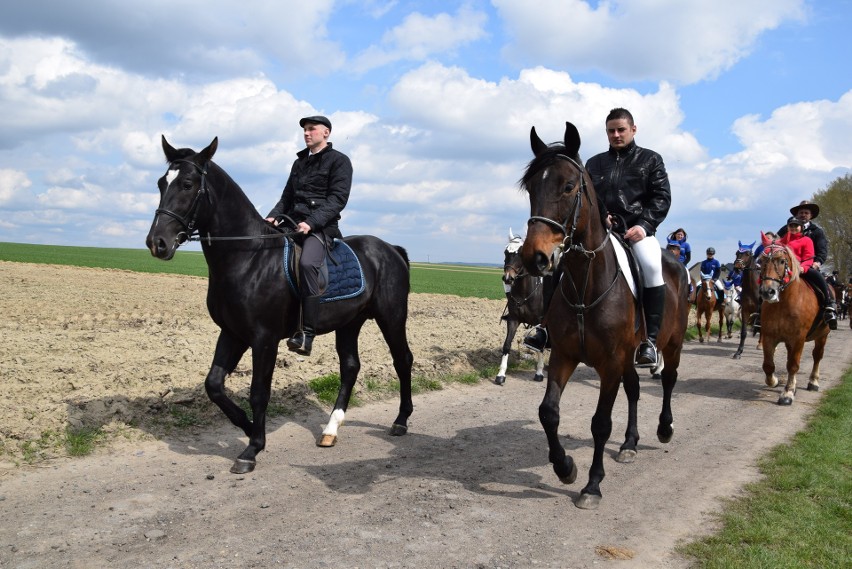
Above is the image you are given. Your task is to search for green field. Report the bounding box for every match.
[0,242,505,300]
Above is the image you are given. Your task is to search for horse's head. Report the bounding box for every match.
[502,229,525,285]
[758,231,800,303]
[699,271,716,299]
[519,121,598,276]
[146,136,218,260]
[733,240,756,270]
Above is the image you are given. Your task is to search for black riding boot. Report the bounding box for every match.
[523,272,556,353]
[636,285,665,367]
[287,295,320,356]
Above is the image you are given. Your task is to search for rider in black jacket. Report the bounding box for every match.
[266,115,353,355]
[524,108,672,367]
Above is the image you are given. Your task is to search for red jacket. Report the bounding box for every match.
[779,232,814,273]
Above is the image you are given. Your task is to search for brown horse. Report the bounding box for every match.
[757,233,830,405]
[695,272,724,343]
[732,242,760,359]
[519,122,689,510]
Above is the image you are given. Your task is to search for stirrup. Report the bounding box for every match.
[286,331,313,356]
[523,326,548,353]
[635,341,657,368]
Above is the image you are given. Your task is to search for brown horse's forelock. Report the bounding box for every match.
[763,244,801,281]
[518,144,580,190]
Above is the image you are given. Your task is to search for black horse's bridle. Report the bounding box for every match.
[154,159,297,245]
[760,243,795,292]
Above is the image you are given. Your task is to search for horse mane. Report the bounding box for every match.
[518,143,582,190]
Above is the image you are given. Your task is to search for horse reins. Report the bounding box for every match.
[156,159,299,246]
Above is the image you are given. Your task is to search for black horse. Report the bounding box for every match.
[145,136,414,474]
[496,229,546,385]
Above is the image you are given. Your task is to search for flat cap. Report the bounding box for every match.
[299,115,332,130]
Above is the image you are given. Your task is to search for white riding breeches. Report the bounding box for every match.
[631,235,665,288]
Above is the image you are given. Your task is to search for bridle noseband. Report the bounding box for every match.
[760,244,795,291]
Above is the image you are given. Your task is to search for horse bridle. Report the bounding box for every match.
[154,159,211,244]
[155,159,297,245]
[526,153,620,350]
[759,243,795,291]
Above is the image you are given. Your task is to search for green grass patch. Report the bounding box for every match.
[679,369,852,568]
[65,426,106,457]
[410,263,504,300]
[309,373,361,407]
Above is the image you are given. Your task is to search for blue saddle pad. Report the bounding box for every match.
[283,238,366,303]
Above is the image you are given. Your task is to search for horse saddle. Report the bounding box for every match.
[282,238,366,303]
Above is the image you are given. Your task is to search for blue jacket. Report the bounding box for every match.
[700,258,721,280]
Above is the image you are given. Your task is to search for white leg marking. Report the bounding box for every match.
[498,353,509,377]
[322,408,346,437]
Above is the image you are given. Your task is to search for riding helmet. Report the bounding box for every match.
[706,247,715,255]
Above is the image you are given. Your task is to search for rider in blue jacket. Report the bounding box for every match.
[699,247,724,304]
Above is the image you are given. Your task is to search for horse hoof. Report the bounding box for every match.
[533,374,544,382]
[732,352,742,360]
[575,492,602,510]
[657,425,674,444]
[651,373,661,380]
[230,458,256,474]
[494,375,505,385]
[556,459,578,484]
[699,338,705,343]
[777,396,793,406]
[807,383,819,392]
[616,449,637,463]
[317,434,338,447]
[389,423,408,437]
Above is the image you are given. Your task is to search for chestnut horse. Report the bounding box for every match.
[695,272,724,343]
[732,242,760,359]
[757,233,830,405]
[520,122,689,510]
[146,137,414,473]
[496,229,547,385]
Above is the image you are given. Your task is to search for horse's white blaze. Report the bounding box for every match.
[322,408,346,436]
[497,353,509,377]
[542,168,549,180]
[165,168,180,187]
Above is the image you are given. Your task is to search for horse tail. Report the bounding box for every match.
[394,245,411,269]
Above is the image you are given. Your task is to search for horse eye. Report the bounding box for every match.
[182,179,194,191]
[563,181,576,193]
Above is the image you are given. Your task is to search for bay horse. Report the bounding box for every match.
[695,272,724,343]
[496,229,546,385]
[732,241,760,359]
[757,233,830,405]
[519,122,689,509]
[145,136,414,473]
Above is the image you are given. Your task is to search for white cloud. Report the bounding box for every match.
[352,6,488,73]
[493,0,806,84]
[0,169,31,205]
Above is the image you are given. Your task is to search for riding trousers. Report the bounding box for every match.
[298,233,328,296]
[631,235,665,288]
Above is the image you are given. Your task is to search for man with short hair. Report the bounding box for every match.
[266,115,353,356]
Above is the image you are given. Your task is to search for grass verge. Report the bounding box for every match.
[678,368,852,568]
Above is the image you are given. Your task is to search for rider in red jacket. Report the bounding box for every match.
[776,216,836,329]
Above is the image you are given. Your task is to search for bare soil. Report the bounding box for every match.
[1,261,849,568]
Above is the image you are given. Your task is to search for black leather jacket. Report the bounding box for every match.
[585,141,671,236]
[777,221,828,265]
[267,142,352,235]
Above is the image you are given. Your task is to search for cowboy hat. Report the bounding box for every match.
[790,200,819,219]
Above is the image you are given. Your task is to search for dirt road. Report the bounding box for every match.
[1,263,850,568]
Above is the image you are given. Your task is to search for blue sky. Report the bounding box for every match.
[1,0,850,266]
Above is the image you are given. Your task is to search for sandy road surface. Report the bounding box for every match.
[0,263,850,568]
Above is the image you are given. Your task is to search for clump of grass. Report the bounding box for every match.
[309,373,361,407]
[65,426,105,457]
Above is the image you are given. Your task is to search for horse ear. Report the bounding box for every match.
[162,135,179,163]
[563,122,581,157]
[198,137,219,164]
[530,127,548,157]
[509,227,516,241]
[760,231,771,247]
